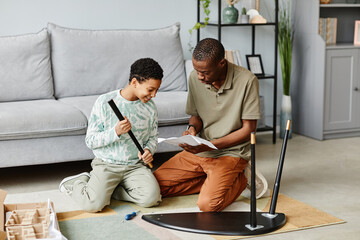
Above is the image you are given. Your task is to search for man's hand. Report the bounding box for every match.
[179,143,213,154]
[138,149,153,165]
[115,116,131,136]
[182,126,197,136]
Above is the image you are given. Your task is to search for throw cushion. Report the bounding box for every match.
[48,23,187,98]
[0,29,54,102]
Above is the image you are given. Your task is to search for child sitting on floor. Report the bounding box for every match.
[59,58,163,212]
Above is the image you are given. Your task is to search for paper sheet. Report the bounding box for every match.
[158,135,217,150]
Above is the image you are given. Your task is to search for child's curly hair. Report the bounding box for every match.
[129,58,163,83]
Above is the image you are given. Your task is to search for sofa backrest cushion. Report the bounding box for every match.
[0,29,54,102]
[48,23,187,98]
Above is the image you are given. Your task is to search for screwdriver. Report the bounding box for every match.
[125,211,139,221]
[108,99,153,168]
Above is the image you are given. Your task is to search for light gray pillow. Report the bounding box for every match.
[0,29,54,102]
[48,23,187,98]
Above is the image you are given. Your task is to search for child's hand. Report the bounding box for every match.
[115,116,131,136]
[138,149,153,165]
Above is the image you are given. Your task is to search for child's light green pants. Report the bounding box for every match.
[72,158,161,212]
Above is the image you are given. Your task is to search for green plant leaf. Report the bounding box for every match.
[278,1,293,96]
[188,0,212,52]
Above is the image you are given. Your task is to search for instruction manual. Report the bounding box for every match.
[158,135,217,149]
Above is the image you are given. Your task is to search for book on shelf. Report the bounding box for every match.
[319,18,326,41]
[225,49,242,66]
[326,18,337,45]
[234,50,242,66]
[319,17,337,45]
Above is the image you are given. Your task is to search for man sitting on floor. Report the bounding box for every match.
[154,38,267,212]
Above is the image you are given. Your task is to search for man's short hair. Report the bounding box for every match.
[129,58,164,83]
[193,38,225,64]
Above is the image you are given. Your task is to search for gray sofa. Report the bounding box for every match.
[0,23,191,168]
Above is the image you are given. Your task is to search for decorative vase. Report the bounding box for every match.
[280,95,292,139]
[223,5,239,24]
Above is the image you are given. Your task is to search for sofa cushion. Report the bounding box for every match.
[60,92,190,126]
[153,91,190,126]
[0,29,54,102]
[0,99,87,140]
[58,95,100,120]
[185,59,194,82]
[48,23,187,98]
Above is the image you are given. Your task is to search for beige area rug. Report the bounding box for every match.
[214,194,345,240]
[45,191,344,240]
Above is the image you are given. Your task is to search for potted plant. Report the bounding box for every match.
[240,7,249,24]
[188,0,240,51]
[188,0,211,52]
[278,1,293,139]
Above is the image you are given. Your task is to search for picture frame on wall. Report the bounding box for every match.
[246,54,264,76]
[354,20,360,46]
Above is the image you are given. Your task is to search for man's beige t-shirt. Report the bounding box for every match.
[186,61,261,160]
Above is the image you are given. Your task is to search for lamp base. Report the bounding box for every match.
[142,212,286,236]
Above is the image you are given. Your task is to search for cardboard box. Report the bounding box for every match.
[0,189,59,240]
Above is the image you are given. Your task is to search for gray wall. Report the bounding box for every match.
[0,0,282,124]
